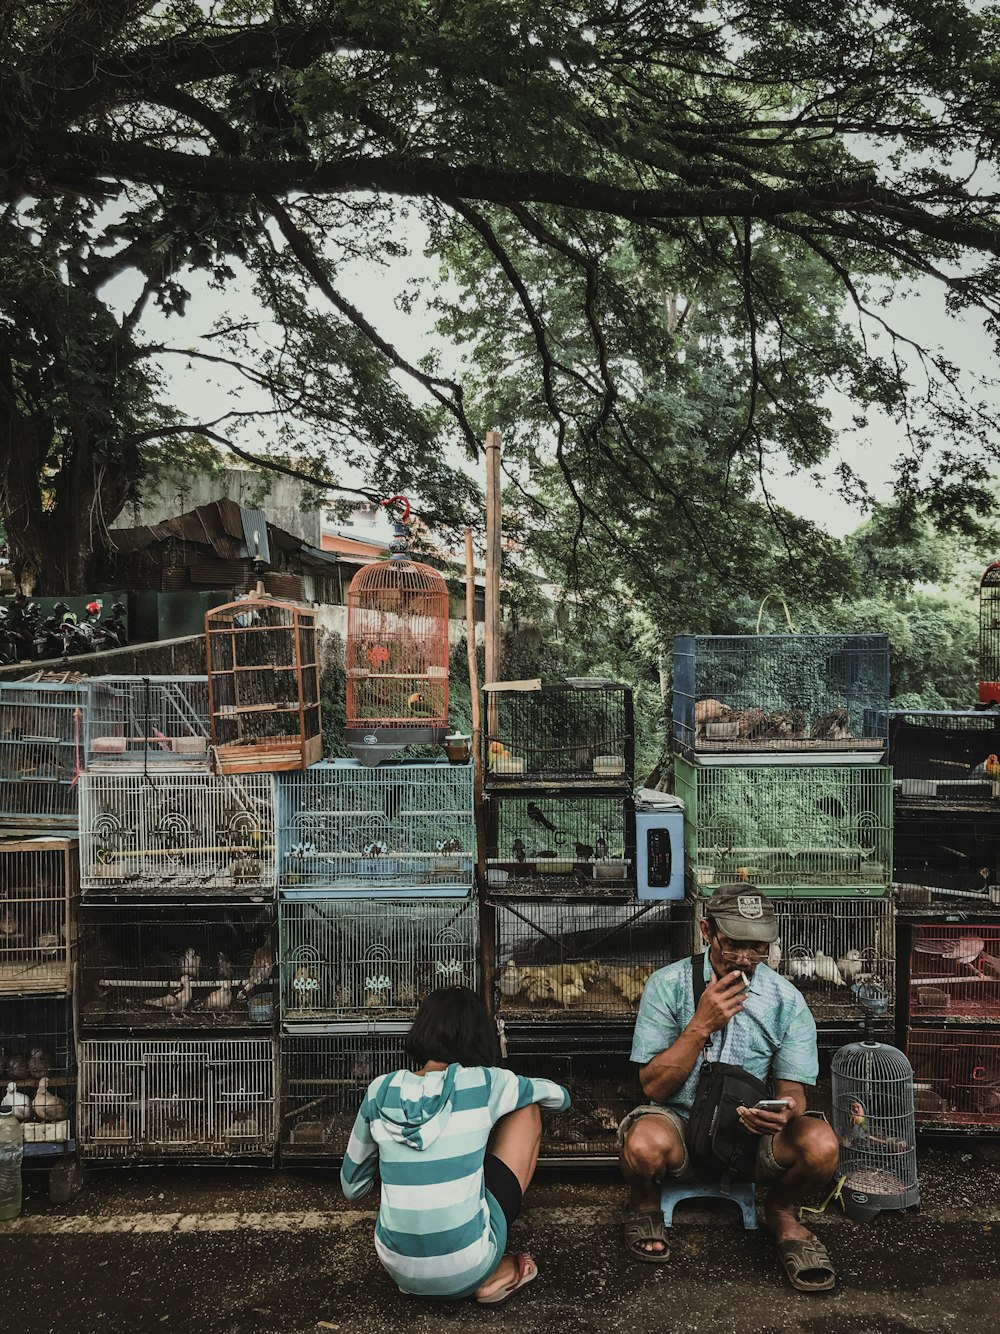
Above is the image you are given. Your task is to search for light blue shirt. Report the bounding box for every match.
[630,953,818,1117]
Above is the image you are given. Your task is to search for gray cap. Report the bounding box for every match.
[707,882,778,943]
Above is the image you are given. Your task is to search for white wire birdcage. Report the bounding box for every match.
[831,1040,919,1220]
[0,838,77,996]
[278,896,478,1024]
[79,903,274,1030]
[281,1031,409,1158]
[78,1036,275,1159]
[79,772,276,894]
[85,676,210,770]
[277,760,475,896]
[0,681,87,830]
[494,900,679,1024]
[693,896,895,1027]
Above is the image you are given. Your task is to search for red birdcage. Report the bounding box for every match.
[345,497,450,764]
[205,587,322,773]
[980,563,1000,705]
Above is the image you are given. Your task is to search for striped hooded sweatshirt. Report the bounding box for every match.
[340,1063,570,1298]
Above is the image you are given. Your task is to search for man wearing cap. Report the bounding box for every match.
[618,882,840,1292]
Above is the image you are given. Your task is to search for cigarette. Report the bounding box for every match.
[740,971,750,988]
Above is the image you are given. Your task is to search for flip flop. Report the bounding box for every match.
[777,1236,837,1292]
[475,1253,538,1305]
[622,1207,671,1264]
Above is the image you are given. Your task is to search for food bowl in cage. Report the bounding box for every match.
[247,997,273,1025]
[172,736,208,756]
[593,861,627,881]
[494,754,526,775]
[487,868,509,888]
[23,1118,70,1143]
[536,859,575,874]
[354,857,401,879]
[694,866,715,886]
[290,1119,331,1146]
[90,737,127,756]
[593,754,626,776]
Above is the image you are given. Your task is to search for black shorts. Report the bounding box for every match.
[483,1153,522,1229]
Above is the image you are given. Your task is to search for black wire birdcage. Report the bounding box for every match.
[483,682,634,788]
[0,996,75,1152]
[979,562,1000,706]
[893,809,1000,907]
[907,1026,1000,1130]
[484,793,636,896]
[883,709,1000,807]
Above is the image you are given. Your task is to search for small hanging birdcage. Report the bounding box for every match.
[979,562,1000,705]
[345,497,450,765]
[831,1040,919,1222]
[205,588,321,773]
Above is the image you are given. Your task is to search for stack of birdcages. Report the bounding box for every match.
[76,676,277,1163]
[883,707,1000,1135]
[274,758,478,1161]
[483,682,689,1161]
[673,634,895,1046]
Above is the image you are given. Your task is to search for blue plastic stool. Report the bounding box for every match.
[660,1177,758,1230]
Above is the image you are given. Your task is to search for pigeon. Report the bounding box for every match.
[6,1053,28,1080]
[179,947,201,980]
[33,1076,68,1122]
[202,980,233,1012]
[786,955,815,981]
[767,939,782,971]
[1,1081,31,1121]
[914,935,985,966]
[814,951,846,986]
[27,1048,52,1079]
[238,941,274,1000]
[836,949,865,985]
[144,974,192,1011]
[499,961,525,997]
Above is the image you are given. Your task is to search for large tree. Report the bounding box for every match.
[4,0,1000,591]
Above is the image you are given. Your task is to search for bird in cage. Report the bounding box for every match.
[179,947,201,980]
[836,949,865,985]
[27,1049,52,1079]
[406,691,435,718]
[488,740,512,770]
[969,753,1000,778]
[914,934,985,967]
[364,971,393,1007]
[595,832,609,861]
[145,973,193,1011]
[217,951,233,980]
[0,898,22,943]
[810,707,852,741]
[33,1077,68,1123]
[813,951,846,986]
[292,964,320,1007]
[499,961,525,997]
[435,836,463,856]
[203,979,233,1012]
[512,838,526,863]
[6,1052,28,1080]
[574,840,594,861]
[238,940,274,1000]
[765,708,806,739]
[786,954,816,981]
[365,643,391,672]
[1,1081,31,1121]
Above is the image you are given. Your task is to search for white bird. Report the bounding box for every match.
[814,951,846,986]
[767,939,782,971]
[786,954,815,981]
[179,947,201,980]
[914,935,985,966]
[1,1080,31,1121]
[203,980,233,1012]
[145,974,192,1011]
[33,1076,68,1122]
[836,949,864,985]
[238,941,273,1000]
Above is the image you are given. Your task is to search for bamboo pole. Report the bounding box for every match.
[465,527,482,808]
[484,429,502,686]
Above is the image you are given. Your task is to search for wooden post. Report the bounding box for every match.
[465,527,482,807]
[484,429,502,686]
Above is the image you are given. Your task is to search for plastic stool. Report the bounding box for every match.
[660,1177,758,1230]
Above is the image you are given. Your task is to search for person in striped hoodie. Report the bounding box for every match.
[340,986,570,1305]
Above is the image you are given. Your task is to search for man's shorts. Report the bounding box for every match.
[616,1103,796,1185]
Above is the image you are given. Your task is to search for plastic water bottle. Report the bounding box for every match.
[0,1109,24,1221]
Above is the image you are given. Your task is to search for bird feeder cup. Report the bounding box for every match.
[205,589,322,774]
[979,563,1000,705]
[345,500,450,765]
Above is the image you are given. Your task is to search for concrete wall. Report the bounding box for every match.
[128,469,323,547]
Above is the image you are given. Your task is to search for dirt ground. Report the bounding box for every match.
[3,1146,1000,1334]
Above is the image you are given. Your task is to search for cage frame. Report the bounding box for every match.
[78,771,277,896]
[672,632,890,756]
[277,893,479,1028]
[676,754,893,898]
[482,681,635,790]
[0,679,88,831]
[277,758,476,898]
[84,674,211,771]
[0,836,78,997]
[205,587,322,774]
[78,1035,277,1161]
[1,995,76,1153]
[901,919,1000,1027]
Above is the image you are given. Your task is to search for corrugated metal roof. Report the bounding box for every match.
[240,507,270,565]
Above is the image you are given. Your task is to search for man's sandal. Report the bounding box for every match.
[776,1237,837,1292]
[622,1207,671,1264]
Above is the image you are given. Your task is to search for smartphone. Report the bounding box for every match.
[754,1098,792,1112]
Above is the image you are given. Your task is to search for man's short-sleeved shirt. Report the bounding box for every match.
[630,953,818,1117]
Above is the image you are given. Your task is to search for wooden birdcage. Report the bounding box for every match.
[205,587,321,773]
[980,562,1000,705]
[345,498,450,765]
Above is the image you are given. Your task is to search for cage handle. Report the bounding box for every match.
[381,495,411,523]
[756,594,795,634]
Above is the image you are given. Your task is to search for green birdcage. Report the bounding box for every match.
[675,756,893,898]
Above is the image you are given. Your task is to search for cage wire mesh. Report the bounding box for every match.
[979,563,1000,706]
[206,594,321,773]
[278,760,475,896]
[79,772,276,894]
[278,897,478,1024]
[672,634,890,754]
[0,996,75,1149]
[0,838,77,996]
[907,924,1000,1023]
[692,897,895,1026]
[907,1027,1000,1128]
[79,1036,275,1158]
[0,681,87,830]
[85,676,211,770]
[281,1031,409,1158]
[675,757,892,896]
[494,900,684,1023]
[882,709,1000,805]
[485,793,635,896]
[483,684,634,788]
[831,1041,919,1219]
[503,1038,639,1158]
[79,904,275,1030]
[893,810,1000,905]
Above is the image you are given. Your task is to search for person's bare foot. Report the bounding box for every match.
[627,1188,667,1256]
[474,1254,520,1300]
[765,1197,815,1244]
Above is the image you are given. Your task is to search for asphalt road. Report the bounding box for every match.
[4,1148,1000,1334]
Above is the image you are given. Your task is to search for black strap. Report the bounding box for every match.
[691,952,707,1005]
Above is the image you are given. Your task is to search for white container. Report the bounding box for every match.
[593,754,626,775]
[495,755,526,775]
[487,868,509,887]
